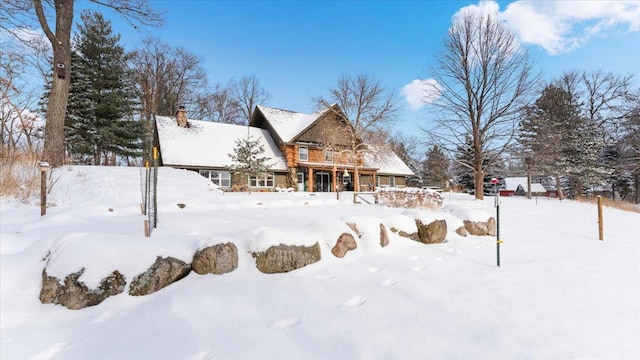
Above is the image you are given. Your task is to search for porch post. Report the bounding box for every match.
[332,166,337,192]
[308,168,314,192]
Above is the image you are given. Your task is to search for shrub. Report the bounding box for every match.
[0,150,41,203]
[377,188,444,210]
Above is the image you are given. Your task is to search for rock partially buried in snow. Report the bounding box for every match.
[332,233,357,258]
[192,243,238,275]
[128,256,191,296]
[346,223,361,238]
[392,219,447,244]
[416,219,447,244]
[455,226,468,237]
[380,223,390,247]
[252,243,321,274]
[464,217,496,236]
[40,268,125,310]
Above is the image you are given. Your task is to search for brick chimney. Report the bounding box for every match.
[176,106,188,127]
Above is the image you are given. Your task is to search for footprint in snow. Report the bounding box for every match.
[410,265,425,272]
[315,274,336,281]
[368,267,385,273]
[272,317,301,329]
[343,296,367,307]
[380,278,397,287]
[434,257,445,262]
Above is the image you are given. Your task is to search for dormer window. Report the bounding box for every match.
[299,146,308,161]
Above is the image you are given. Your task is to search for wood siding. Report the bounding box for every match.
[296,113,353,147]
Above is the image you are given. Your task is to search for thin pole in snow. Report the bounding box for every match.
[492,178,502,267]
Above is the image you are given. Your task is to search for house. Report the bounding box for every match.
[500,177,551,197]
[154,105,414,192]
[154,108,289,189]
[251,105,414,192]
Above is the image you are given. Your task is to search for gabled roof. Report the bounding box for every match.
[364,148,415,176]
[155,116,288,170]
[256,105,333,143]
[504,177,547,192]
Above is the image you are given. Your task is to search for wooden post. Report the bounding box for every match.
[332,166,337,193]
[38,161,50,216]
[144,220,150,237]
[526,170,532,200]
[597,195,604,241]
[40,170,46,216]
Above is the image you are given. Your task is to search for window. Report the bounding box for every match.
[389,176,396,187]
[324,150,333,163]
[199,170,231,188]
[375,176,381,188]
[250,173,275,188]
[347,153,355,164]
[298,146,308,161]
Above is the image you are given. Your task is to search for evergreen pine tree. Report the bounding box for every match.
[519,84,605,198]
[422,145,450,188]
[228,134,274,192]
[70,11,144,165]
[65,51,97,163]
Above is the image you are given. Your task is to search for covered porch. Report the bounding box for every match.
[294,164,376,192]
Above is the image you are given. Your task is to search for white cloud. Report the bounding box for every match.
[401,79,441,110]
[454,0,500,21]
[499,0,640,54]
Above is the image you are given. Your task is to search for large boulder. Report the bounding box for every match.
[192,243,238,275]
[393,219,447,244]
[464,217,497,236]
[487,217,497,236]
[128,256,191,296]
[40,268,125,310]
[331,233,357,258]
[415,219,447,244]
[252,243,321,274]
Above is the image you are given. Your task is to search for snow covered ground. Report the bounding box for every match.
[1,166,639,359]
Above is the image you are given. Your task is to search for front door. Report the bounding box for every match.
[315,172,330,192]
[297,172,305,191]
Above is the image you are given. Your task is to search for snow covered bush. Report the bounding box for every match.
[377,187,444,210]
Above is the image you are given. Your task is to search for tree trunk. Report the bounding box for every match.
[354,163,360,192]
[555,174,565,200]
[37,0,74,167]
[635,171,640,204]
[474,166,484,200]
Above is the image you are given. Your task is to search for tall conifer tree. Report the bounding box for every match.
[65,10,143,165]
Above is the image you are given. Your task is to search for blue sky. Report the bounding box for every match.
[80,0,640,138]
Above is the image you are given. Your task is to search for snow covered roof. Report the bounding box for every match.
[504,177,547,192]
[256,105,331,143]
[155,116,288,171]
[364,149,415,176]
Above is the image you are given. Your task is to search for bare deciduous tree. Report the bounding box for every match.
[231,74,270,124]
[1,0,162,167]
[193,84,242,124]
[1,48,43,160]
[315,73,398,191]
[425,9,537,200]
[131,38,207,126]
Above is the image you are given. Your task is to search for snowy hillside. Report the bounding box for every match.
[1,166,639,359]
